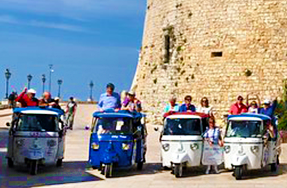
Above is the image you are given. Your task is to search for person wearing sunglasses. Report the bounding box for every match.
[15,87,38,107]
[179,95,196,112]
[197,97,213,116]
[229,95,248,115]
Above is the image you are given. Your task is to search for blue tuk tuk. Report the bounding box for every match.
[89,110,147,178]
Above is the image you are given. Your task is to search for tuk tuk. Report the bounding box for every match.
[224,113,281,180]
[6,107,66,175]
[159,112,209,177]
[89,110,147,178]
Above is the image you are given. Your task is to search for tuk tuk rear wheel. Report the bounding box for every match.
[234,166,243,180]
[137,162,143,170]
[174,164,182,178]
[30,160,38,175]
[56,159,63,167]
[7,158,14,168]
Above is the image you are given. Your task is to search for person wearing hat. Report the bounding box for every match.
[97,83,121,111]
[122,91,142,112]
[259,98,278,119]
[52,97,62,110]
[15,87,39,107]
[229,95,248,115]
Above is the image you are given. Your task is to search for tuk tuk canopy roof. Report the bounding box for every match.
[164,112,209,119]
[13,107,64,116]
[93,110,146,119]
[228,113,271,121]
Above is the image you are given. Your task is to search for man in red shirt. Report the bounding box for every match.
[15,88,39,107]
[229,95,248,115]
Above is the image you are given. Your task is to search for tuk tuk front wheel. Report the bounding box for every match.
[7,158,14,168]
[234,166,243,180]
[30,160,38,175]
[174,164,183,178]
[104,164,112,178]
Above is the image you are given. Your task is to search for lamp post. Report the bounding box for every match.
[49,64,53,93]
[4,69,11,99]
[27,74,33,89]
[89,81,94,101]
[57,79,63,98]
[42,74,46,93]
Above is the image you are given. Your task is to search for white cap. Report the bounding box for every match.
[54,97,60,101]
[128,91,136,96]
[27,89,36,94]
[263,99,271,104]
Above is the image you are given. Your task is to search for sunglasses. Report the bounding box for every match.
[185,99,191,101]
[238,98,243,101]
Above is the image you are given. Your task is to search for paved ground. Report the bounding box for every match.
[0,104,287,188]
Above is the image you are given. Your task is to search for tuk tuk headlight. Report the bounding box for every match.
[250,146,259,154]
[122,143,131,150]
[16,139,24,147]
[47,140,57,147]
[162,143,170,152]
[224,145,231,154]
[190,143,199,151]
[91,142,100,150]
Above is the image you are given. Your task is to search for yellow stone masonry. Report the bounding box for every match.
[132,0,287,124]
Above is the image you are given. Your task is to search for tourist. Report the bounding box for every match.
[8,91,17,108]
[52,97,62,110]
[259,98,277,119]
[203,116,223,174]
[66,97,77,130]
[121,90,129,106]
[179,95,196,112]
[164,96,179,114]
[97,83,121,111]
[197,97,213,115]
[39,92,56,107]
[246,94,260,113]
[229,95,248,115]
[15,88,38,107]
[122,91,142,112]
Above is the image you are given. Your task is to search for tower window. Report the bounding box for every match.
[164,35,171,63]
[211,51,223,57]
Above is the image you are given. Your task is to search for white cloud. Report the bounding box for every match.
[0,14,89,33]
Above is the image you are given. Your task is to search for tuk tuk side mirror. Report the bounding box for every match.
[6,122,11,127]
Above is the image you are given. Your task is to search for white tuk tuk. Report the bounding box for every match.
[6,107,67,175]
[224,113,281,180]
[159,112,209,177]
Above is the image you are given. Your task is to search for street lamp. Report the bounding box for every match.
[89,81,94,101]
[57,79,63,98]
[42,74,46,93]
[4,69,11,99]
[49,64,53,93]
[27,74,33,89]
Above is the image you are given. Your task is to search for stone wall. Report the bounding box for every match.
[132,0,287,125]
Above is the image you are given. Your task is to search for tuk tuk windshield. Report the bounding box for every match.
[163,118,201,135]
[226,120,263,138]
[95,117,132,135]
[16,114,59,132]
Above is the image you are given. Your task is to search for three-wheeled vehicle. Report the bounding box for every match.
[159,112,209,177]
[89,110,147,178]
[224,113,281,180]
[6,107,67,175]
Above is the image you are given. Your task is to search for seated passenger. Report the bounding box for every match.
[52,97,62,110]
[164,96,179,114]
[15,88,38,107]
[246,94,260,113]
[229,95,248,115]
[97,83,121,111]
[197,97,213,115]
[122,91,142,112]
[39,92,56,107]
[179,95,196,112]
[259,98,277,119]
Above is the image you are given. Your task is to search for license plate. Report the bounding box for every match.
[29,150,43,158]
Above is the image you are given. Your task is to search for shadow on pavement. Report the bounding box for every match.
[97,162,163,178]
[239,163,287,180]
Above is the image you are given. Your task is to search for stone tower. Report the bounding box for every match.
[132,0,287,123]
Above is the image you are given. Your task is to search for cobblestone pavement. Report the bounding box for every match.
[0,104,286,188]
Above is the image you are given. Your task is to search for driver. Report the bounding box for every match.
[97,120,114,134]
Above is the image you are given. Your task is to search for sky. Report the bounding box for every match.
[0,0,147,101]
